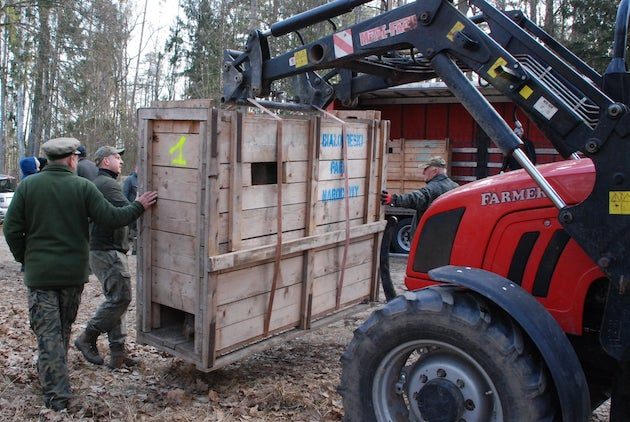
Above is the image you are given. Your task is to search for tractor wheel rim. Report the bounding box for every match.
[372,339,503,422]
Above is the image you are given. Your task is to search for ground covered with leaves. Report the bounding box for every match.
[0,233,610,421]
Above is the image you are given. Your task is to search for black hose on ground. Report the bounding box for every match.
[380,216,398,301]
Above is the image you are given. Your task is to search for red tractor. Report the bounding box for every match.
[223,0,630,420]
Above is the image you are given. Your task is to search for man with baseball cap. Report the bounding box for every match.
[3,137,157,411]
[381,156,459,238]
[74,145,142,369]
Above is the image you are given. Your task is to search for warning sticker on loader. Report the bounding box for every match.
[610,191,630,215]
[534,96,558,120]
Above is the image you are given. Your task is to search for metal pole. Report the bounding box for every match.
[430,52,566,209]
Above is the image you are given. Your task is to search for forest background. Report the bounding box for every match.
[0,0,618,177]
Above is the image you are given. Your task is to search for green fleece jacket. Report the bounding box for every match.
[3,164,144,288]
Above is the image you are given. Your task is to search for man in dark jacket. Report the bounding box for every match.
[3,137,157,411]
[76,145,99,181]
[122,167,138,254]
[381,156,459,237]
[73,146,142,369]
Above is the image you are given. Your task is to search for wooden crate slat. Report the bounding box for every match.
[311,277,372,316]
[152,132,201,169]
[152,120,201,134]
[151,266,196,313]
[312,237,374,279]
[151,199,197,237]
[217,282,303,329]
[151,230,197,276]
[151,166,199,203]
[216,254,304,305]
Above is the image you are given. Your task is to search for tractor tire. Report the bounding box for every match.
[391,217,412,254]
[340,287,556,422]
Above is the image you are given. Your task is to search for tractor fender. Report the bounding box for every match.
[428,265,591,422]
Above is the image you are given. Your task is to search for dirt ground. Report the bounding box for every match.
[0,232,610,421]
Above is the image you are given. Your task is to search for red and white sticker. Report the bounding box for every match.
[333,29,353,58]
[359,14,417,46]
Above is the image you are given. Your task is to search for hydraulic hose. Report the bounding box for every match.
[379,216,399,301]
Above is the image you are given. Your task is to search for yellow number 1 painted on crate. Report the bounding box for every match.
[169,135,188,166]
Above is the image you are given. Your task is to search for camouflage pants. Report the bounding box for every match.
[87,250,132,347]
[28,286,83,408]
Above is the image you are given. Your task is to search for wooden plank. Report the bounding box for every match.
[242,183,307,210]
[151,99,213,109]
[215,302,301,352]
[311,261,372,296]
[151,166,199,203]
[195,118,209,359]
[301,116,319,329]
[217,282,303,328]
[311,277,372,316]
[151,199,197,236]
[152,230,197,276]
[137,117,153,332]
[215,254,304,306]
[241,116,310,162]
[314,196,368,225]
[203,108,220,367]
[333,110,381,120]
[208,222,385,272]
[138,107,209,121]
[152,132,200,169]
[151,266,196,313]
[312,237,374,278]
[319,122,369,160]
[364,120,375,223]
[225,228,307,251]
[209,303,373,370]
[229,111,243,251]
[317,178,366,201]
[152,120,201,134]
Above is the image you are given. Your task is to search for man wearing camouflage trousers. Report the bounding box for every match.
[3,138,157,411]
[74,146,142,369]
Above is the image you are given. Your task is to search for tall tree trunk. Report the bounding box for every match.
[0,19,8,173]
[528,0,539,24]
[131,0,148,114]
[544,0,555,37]
[27,0,52,156]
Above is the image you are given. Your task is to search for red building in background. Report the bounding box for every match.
[356,83,563,184]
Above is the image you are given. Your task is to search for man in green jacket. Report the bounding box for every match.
[74,146,141,369]
[3,137,157,411]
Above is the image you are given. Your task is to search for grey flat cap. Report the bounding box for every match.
[421,156,447,169]
[94,146,125,166]
[42,137,81,159]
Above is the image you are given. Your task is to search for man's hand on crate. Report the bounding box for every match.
[381,190,393,206]
[136,191,158,209]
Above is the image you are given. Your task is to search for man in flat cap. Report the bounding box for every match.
[74,146,141,369]
[76,145,99,181]
[3,137,157,412]
[381,156,459,238]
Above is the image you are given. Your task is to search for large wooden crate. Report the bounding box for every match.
[135,102,389,371]
[386,138,450,193]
